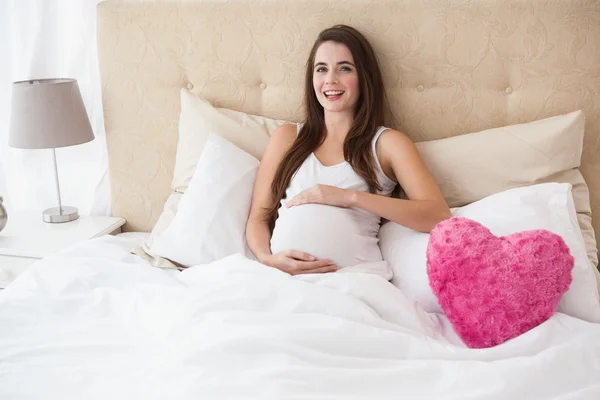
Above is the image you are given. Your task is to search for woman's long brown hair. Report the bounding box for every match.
[265,25,388,231]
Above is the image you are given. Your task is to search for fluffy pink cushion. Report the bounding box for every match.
[426,217,574,349]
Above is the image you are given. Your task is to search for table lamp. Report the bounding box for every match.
[8,78,95,223]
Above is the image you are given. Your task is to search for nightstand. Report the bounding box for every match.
[0,211,126,289]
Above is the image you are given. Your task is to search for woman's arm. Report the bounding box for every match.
[349,192,450,233]
[286,129,450,233]
[246,123,297,262]
[352,129,451,232]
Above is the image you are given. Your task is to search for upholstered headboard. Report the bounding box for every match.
[97,0,600,246]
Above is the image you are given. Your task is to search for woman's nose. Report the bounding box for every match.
[326,73,339,85]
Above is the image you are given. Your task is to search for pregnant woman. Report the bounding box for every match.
[245,24,450,277]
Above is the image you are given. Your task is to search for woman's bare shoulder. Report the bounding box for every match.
[261,123,298,160]
[271,123,298,138]
[376,129,421,175]
[267,123,298,150]
[379,128,413,146]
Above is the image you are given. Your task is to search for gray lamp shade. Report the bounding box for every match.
[9,78,94,149]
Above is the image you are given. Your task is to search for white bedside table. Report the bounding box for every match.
[0,211,126,289]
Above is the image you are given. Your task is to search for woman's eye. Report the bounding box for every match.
[341,66,352,72]
[316,67,326,73]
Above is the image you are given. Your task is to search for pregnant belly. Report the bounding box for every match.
[270,204,383,268]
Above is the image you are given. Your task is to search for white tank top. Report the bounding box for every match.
[270,124,397,279]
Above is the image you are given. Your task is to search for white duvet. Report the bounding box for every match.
[1,235,600,400]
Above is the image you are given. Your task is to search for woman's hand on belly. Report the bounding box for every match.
[261,250,339,275]
[287,184,356,209]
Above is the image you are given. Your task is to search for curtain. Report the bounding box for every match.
[0,0,111,216]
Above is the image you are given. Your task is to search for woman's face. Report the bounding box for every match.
[312,41,360,115]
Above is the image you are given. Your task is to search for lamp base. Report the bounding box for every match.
[43,206,79,223]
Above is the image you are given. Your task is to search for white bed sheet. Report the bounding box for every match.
[1,235,599,400]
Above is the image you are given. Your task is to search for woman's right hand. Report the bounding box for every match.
[260,250,339,275]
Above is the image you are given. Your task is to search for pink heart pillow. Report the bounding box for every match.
[426,217,574,349]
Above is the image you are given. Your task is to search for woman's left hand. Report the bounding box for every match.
[287,184,355,208]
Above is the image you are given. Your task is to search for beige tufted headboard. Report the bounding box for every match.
[97,0,600,246]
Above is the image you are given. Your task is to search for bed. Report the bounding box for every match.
[2,0,600,398]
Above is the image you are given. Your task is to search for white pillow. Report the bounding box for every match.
[131,89,288,268]
[149,134,259,267]
[379,183,600,323]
